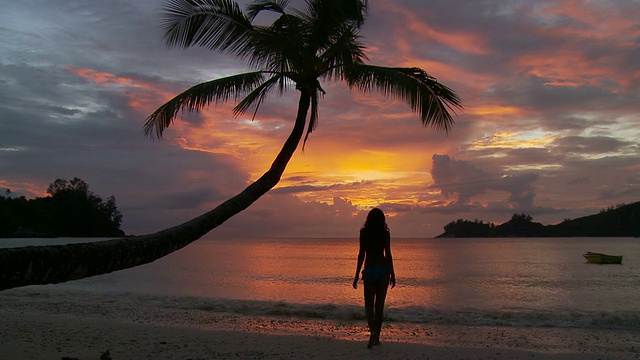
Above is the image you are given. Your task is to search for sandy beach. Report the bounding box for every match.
[1,288,638,360]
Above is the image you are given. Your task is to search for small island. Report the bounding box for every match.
[437,201,640,238]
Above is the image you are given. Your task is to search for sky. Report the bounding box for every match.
[1,0,639,238]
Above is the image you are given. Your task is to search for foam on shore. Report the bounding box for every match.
[3,287,639,330]
[1,287,639,359]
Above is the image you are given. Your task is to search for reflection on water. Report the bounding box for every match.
[3,236,639,315]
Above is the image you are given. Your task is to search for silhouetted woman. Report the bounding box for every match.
[352,208,396,348]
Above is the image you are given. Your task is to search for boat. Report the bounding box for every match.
[583,251,623,264]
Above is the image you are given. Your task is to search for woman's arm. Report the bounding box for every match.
[385,231,396,288]
[353,232,366,289]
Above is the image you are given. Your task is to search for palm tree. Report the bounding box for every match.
[0,0,461,291]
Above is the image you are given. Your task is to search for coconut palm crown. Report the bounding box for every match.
[144,0,461,142]
[0,0,461,291]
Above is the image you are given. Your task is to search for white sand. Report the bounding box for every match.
[1,289,638,359]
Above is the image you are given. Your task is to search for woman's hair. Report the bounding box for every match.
[362,208,389,231]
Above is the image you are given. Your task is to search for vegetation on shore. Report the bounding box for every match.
[437,202,640,238]
[0,177,124,238]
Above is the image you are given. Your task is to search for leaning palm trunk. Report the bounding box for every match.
[0,0,463,291]
[0,92,310,291]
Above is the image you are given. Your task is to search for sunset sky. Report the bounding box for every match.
[1,0,639,238]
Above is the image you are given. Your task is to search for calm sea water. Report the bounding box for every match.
[2,236,639,330]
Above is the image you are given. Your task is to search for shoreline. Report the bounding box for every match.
[1,293,638,359]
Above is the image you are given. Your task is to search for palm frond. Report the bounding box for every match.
[246,0,290,20]
[299,0,368,28]
[232,74,285,118]
[295,0,367,56]
[242,20,305,72]
[319,25,367,80]
[161,0,253,53]
[303,88,321,148]
[144,71,267,138]
[346,65,462,132]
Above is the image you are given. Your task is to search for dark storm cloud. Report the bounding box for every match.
[566,177,589,185]
[430,154,539,208]
[550,136,632,154]
[271,180,374,195]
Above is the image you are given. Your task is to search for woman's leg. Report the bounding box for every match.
[373,279,389,344]
[363,279,376,347]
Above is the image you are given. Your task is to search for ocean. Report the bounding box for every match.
[1,236,639,330]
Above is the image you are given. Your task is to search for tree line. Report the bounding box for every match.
[0,177,124,238]
[437,202,640,238]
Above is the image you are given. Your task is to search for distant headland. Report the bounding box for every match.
[436,201,640,238]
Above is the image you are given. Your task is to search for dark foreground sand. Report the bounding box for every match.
[1,289,639,359]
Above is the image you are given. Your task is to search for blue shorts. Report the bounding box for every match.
[362,265,389,282]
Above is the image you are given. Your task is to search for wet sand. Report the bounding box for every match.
[1,290,638,359]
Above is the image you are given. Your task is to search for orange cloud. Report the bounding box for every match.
[67,66,176,117]
[466,105,522,117]
[68,66,295,170]
[0,179,47,198]
[468,132,557,150]
[379,3,490,56]
[398,57,497,91]
[512,49,622,89]
[538,0,640,45]
[164,81,456,211]
[67,67,150,89]
[518,1,640,90]
[270,135,449,209]
[173,112,289,174]
[64,62,459,215]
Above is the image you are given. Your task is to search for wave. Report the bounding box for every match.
[4,288,639,331]
[156,294,640,330]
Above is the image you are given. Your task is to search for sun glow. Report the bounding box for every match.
[0,179,47,198]
[467,105,521,116]
[64,63,452,216]
[469,131,557,150]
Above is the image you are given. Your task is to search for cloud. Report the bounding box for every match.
[1,0,639,238]
[430,154,539,209]
[214,194,364,238]
[271,180,374,195]
[550,136,632,155]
